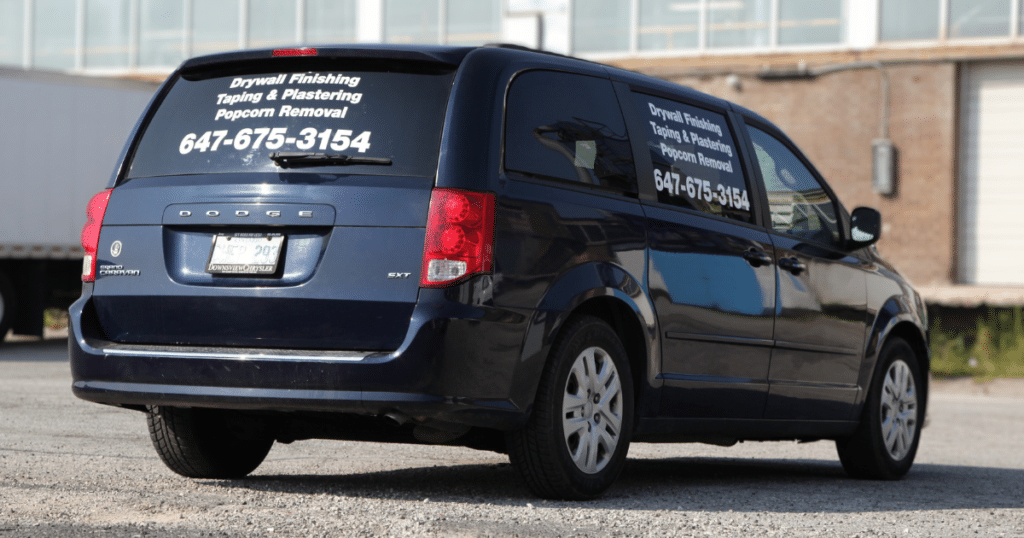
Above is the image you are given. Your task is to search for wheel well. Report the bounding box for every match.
[887,321,930,374]
[884,321,930,410]
[571,297,647,403]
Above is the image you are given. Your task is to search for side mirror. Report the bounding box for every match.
[848,207,881,249]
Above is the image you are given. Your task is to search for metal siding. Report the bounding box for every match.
[959,61,1024,285]
[0,72,155,258]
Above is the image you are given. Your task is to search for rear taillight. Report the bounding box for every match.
[81,189,112,282]
[420,188,495,288]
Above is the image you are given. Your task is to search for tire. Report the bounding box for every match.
[0,271,16,341]
[146,406,273,479]
[836,337,924,480]
[507,315,634,500]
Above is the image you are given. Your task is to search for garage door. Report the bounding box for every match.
[959,61,1024,285]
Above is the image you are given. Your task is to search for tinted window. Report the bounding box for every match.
[632,92,752,223]
[127,68,456,180]
[505,70,636,193]
[747,126,840,246]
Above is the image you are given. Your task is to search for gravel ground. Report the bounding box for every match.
[1,339,1023,537]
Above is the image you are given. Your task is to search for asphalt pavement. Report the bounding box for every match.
[1,338,1022,537]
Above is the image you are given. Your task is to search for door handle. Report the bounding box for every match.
[742,249,772,267]
[779,257,807,275]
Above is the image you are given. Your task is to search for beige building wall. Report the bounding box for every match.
[610,55,960,287]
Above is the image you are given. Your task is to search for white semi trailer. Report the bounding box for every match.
[0,68,157,340]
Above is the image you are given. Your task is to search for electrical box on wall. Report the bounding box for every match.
[873,138,897,195]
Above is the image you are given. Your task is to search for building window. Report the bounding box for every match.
[139,0,184,68]
[625,0,845,54]
[881,0,1018,42]
[193,0,239,56]
[249,0,296,48]
[384,0,438,44]
[949,0,1010,38]
[572,0,631,53]
[1020,0,1024,36]
[446,0,500,46]
[306,0,357,44]
[0,0,24,67]
[880,0,940,41]
[638,0,699,52]
[708,0,771,49]
[778,0,842,45]
[86,0,130,69]
[33,0,76,70]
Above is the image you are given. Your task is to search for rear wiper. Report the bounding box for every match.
[269,151,392,168]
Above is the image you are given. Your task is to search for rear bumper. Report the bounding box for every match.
[69,287,534,431]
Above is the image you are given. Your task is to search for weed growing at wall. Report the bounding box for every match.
[930,307,1024,380]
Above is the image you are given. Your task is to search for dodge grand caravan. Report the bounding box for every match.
[70,44,928,499]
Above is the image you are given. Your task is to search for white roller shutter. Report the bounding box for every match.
[959,61,1024,285]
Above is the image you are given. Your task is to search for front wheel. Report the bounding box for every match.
[146,406,273,479]
[506,315,634,500]
[836,337,924,479]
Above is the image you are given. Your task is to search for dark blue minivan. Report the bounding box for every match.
[70,44,929,499]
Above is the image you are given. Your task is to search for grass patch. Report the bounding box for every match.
[43,308,68,330]
[930,307,1024,380]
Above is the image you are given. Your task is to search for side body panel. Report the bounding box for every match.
[858,253,930,415]
[615,77,777,420]
[645,207,776,418]
[764,235,868,420]
[490,172,652,414]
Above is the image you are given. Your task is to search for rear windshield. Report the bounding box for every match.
[126,68,456,180]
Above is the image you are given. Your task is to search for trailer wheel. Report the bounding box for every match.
[0,271,15,342]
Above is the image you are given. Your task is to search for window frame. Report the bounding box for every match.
[735,114,852,250]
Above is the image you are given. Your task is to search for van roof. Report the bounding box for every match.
[178,42,735,120]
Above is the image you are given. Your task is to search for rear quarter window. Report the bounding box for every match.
[632,92,752,223]
[504,70,636,194]
[126,68,456,180]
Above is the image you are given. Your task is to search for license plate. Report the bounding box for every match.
[206,233,285,275]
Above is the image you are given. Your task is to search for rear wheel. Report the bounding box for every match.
[146,406,273,479]
[507,315,634,500]
[836,337,923,479]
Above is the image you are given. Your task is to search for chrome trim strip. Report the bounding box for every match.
[102,347,370,362]
[773,339,860,356]
[665,331,774,348]
[767,379,860,390]
[665,332,859,356]
[660,373,769,386]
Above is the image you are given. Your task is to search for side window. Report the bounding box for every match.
[747,126,840,246]
[504,71,636,193]
[632,92,752,223]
